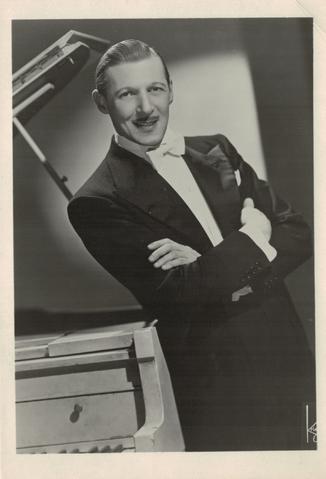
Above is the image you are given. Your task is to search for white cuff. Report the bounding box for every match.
[240,224,277,262]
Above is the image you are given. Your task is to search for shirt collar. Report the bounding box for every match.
[115,128,185,163]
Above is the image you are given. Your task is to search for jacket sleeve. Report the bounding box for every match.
[217,134,312,293]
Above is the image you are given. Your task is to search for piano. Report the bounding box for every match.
[13,30,111,200]
[15,320,185,453]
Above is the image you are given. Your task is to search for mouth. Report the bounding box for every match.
[133,117,159,129]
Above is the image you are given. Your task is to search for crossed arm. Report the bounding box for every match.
[147,197,272,271]
[68,165,311,312]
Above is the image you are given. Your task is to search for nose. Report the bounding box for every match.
[136,92,154,115]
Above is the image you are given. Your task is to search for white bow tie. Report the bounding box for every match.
[147,132,185,162]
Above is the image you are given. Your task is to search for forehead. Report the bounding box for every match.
[104,56,167,93]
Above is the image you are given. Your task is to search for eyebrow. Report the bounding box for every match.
[115,81,168,96]
[150,81,167,87]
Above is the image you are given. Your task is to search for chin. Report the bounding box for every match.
[139,137,163,147]
[133,131,165,147]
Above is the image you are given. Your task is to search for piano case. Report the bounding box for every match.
[15,323,185,453]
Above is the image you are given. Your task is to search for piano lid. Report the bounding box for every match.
[13,30,111,125]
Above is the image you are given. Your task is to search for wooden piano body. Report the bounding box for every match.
[15,322,185,453]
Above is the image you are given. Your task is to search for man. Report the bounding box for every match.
[68,39,315,451]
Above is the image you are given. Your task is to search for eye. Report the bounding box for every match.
[149,86,165,93]
[118,90,134,99]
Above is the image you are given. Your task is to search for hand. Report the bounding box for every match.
[241,197,272,241]
[147,238,201,270]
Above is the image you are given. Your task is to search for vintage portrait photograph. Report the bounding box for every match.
[12,15,316,451]
[2,2,326,478]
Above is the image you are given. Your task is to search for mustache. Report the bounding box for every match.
[133,115,159,122]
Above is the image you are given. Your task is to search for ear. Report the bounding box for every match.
[92,89,110,114]
[168,81,174,105]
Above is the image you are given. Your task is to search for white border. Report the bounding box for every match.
[1,1,326,478]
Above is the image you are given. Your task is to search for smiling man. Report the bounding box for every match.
[68,39,315,451]
[92,52,173,147]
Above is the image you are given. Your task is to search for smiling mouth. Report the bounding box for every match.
[133,117,159,128]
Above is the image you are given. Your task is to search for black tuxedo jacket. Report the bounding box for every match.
[68,134,314,450]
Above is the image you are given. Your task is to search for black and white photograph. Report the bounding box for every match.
[2,1,326,478]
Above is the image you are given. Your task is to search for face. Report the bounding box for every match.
[99,56,173,147]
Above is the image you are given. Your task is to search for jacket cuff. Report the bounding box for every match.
[240,224,277,262]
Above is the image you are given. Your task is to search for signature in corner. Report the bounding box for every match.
[307,422,317,443]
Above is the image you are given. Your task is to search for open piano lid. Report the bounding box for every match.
[13,30,110,126]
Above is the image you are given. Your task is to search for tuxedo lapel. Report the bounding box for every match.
[183,143,242,237]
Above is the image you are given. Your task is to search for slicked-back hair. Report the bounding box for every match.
[95,39,171,97]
